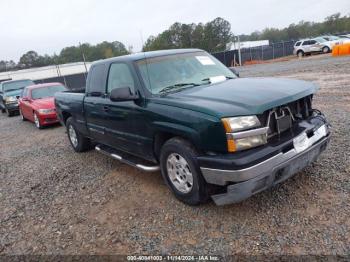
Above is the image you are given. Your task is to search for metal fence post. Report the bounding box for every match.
[282,41,285,57]
[261,45,264,61]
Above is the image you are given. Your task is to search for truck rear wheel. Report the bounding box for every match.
[66,117,91,152]
[160,137,209,205]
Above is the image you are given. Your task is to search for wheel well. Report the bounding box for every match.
[154,132,175,161]
[61,111,72,124]
[297,50,304,54]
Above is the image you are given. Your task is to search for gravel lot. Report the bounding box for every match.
[0,54,349,256]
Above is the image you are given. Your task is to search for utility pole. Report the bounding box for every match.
[79,42,88,81]
[237,35,242,66]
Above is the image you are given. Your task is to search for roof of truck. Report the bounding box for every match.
[92,48,203,66]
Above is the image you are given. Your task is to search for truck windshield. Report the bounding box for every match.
[32,85,66,100]
[3,80,34,92]
[136,52,236,94]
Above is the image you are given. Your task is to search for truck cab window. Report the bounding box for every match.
[107,63,135,94]
[87,64,107,94]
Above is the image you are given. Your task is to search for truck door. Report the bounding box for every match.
[84,64,109,142]
[102,62,150,157]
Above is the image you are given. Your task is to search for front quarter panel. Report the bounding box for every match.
[145,100,228,153]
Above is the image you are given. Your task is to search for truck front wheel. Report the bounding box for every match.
[160,137,209,205]
[66,117,91,152]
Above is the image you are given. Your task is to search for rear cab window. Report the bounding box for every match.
[87,64,107,95]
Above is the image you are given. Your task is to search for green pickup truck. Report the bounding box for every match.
[55,49,330,206]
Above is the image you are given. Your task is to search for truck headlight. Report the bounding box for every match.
[37,109,55,114]
[222,116,268,152]
[231,134,267,151]
[4,96,17,104]
[222,116,260,132]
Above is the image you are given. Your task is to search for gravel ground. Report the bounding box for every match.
[0,54,349,256]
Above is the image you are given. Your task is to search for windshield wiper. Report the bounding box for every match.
[159,83,201,94]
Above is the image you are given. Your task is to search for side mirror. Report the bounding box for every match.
[229,67,240,77]
[110,87,138,102]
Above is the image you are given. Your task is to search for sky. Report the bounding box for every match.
[1,0,349,62]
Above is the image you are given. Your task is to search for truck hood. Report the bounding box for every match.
[151,77,317,118]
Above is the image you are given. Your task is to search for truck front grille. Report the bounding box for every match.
[258,95,313,138]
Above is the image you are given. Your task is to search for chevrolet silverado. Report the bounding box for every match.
[55,49,330,206]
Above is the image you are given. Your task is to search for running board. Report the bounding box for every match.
[95,145,160,172]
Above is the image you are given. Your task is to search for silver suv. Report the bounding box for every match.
[293,39,324,58]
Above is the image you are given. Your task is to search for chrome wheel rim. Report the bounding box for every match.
[34,113,40,128]
[68,125,78,148]
[166,153,193,193]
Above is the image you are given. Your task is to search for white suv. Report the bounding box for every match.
[293,37,338,57]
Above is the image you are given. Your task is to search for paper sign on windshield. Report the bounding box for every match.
[209,75,226,83]
[196,56,215,65]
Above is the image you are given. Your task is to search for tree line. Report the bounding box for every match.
[1,13,349,73]
[0,41,129,73]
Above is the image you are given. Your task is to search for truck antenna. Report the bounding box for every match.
[79,42,89,82]
[140,30,152,92]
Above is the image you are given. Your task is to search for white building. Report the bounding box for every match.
[228,40,270,51]
[0,62,91,82]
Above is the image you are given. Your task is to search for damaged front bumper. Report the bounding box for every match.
[199,119,331,205]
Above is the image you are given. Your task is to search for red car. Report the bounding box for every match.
[18,83,66,129]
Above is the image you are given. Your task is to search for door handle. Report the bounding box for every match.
[103,106,110,112]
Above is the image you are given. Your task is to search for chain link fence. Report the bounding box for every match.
[213,40,297,67]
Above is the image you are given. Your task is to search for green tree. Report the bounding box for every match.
[19,51,41,68]
[143,17,233,52]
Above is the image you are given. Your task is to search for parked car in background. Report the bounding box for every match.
[293,36,342,57]
[19,83,66,129]
[338,34,350,40]
[0,79,34,116]
[293,39,324,57]
[319,35,350,45]
[55,49,330,206]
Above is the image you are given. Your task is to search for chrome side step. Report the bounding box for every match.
[95,145,160,172]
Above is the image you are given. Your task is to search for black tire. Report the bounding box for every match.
[33,112,43,129]
[160,137,209,205]
[66,117,92,152]
[322,46,330,53]
[297,50,304,58]
[1,108,5,113]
